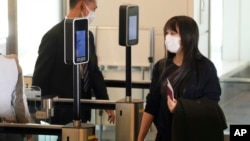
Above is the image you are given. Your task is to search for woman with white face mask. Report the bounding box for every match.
[137,16,226,141]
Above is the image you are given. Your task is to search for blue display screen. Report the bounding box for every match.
[129,15,137,40]
[75,30,86,61]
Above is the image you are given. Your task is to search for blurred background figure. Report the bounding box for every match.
[0,54,33,141]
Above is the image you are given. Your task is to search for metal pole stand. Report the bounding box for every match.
[62,65,96,141]
[115,46,144,141]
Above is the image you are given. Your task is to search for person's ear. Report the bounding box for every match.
[78,0,85,10]
[80,1,84,9]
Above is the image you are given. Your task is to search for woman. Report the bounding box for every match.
[137,16,226,141]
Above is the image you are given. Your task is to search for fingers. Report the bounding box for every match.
[167,95,177,113]
[106,110,115,124]
[108,114,115,124]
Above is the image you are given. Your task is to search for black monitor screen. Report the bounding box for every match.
[64,18,88,65]
[119,5,139,46]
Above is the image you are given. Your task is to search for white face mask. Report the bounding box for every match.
[165,35,181,53]
[85,5,95,24]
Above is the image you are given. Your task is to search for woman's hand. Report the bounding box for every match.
[167,95,177,113]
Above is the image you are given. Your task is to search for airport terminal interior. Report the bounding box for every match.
[1,0,250,141]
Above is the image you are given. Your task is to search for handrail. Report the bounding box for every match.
[104,79,150,89]
[27,97,117,110]
[0,123,62,135]
[26,79,150,110]
[220,77,250,83]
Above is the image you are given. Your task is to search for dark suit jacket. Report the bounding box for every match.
[32,20,109,124]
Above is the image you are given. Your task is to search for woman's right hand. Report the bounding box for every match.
[167,95,177,113]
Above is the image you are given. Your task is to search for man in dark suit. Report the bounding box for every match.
[32,0,115,125]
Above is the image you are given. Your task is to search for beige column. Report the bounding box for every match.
[6,0,18,55]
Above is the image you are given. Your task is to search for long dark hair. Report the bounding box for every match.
[158,16,203,96]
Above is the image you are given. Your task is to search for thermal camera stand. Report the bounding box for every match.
[125,46,132,102]
[62,64,96,141]
[115,46,144,141]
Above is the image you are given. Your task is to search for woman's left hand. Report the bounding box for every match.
[167,95,177,113]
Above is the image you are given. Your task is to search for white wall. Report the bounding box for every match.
[92,0,196,63]
[222,0,250,62]
[93,0,193,34]
[240,0,250,61]
[222,0,240,61]
[193,0,210,58]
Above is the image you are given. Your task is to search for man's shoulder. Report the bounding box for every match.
[41,20,64,40]
[46,20,64,34]
[53,20,64,30]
